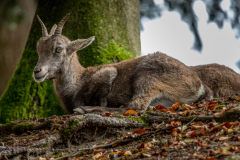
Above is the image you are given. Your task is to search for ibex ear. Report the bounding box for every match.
[68,36,95,53]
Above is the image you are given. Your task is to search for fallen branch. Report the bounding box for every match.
[55,125,178,160]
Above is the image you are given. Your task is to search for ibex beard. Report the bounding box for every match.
[33,13,210,114]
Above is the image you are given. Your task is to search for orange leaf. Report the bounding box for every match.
[200,129,205,136]
[51,117,57,122]
[231,146,239,151]
[133,129,147,134]
[124,110,137,115]
[190,131,198,137]
[153,104,168,112]
[208,101,218,110]
[168,102,181,112]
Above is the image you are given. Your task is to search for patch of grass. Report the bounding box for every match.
[216,105,225,109]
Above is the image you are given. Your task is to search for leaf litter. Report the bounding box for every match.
[1,96,240,159]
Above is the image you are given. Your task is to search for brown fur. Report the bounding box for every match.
[191,64,240,98]
[33,14,207,113]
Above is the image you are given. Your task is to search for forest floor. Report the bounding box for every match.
[1,96,240,160]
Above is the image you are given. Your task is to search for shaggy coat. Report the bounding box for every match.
[33,14,208,113]
[191,64,240,98]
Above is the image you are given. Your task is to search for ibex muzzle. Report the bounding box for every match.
[33,13,209,114]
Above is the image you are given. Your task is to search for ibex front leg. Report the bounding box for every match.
[127,81,174,111]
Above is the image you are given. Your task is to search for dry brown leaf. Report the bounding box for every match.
[186,131,198,137]
[207,101,218,110]
[219,148,233,156]
[141,153,151,157]
[219,137,229,141]
[168,102,181,112]
[124,151,132,156]
[133,129,147,134]
[193,153,204,159]
[191,125,205,130]
[93,152,103,160]
[200,129,205,136]
[153,104,168,112]
[231,146,239,151]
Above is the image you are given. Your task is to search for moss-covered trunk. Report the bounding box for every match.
[0,0,140,123]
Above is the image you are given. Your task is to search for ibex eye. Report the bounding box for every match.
[56,48,63,53]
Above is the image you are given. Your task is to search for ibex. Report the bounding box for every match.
[33,13,210,114]
[191,64,240,98]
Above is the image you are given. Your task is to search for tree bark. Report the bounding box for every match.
[0,0,141,123]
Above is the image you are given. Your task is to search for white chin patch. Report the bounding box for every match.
[33,73,48,83]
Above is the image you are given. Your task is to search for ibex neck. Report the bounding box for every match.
[53,52,84,95]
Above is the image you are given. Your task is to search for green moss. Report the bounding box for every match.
[54,153,68,158]
[12,122,35,134]
[95,41,135,65]
[63,119,81,134]
[117,115,124,119]
[0,122,16,136]
[126,114,151,126]
[76,152,85,157]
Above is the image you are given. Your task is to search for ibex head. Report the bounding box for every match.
[33,13,95,82]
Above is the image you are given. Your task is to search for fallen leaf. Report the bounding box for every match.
[168,102,181,112]
[105,113,111,117]
[153,104,168,112]
[93,152,103,159]
[184,104,197,110]
[186,131,198,137]
[93,149,105,154]
[219,148,233,156]
[193,153,203,159]
[231,146,239,151]
[133,129,147,134]
[228,129,233,133]
[208,101,218,110]
[124,110,137,115]
[222,122,232,129]
[219,137,229,141]
[141,153,151,157]
[200,129,205,136]
[123,151,132,156]
[140,149,150,153]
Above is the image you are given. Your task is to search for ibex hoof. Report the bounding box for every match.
[73,107,85,114]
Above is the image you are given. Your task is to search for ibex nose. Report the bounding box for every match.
[34,68,42,74]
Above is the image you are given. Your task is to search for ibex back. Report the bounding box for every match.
[191,64,240,98]
[33,14,209,114]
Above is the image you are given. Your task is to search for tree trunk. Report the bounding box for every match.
[0,0,141,123]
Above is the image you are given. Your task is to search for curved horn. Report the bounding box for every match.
[49,24,57,35]
[53,13,70,37]
[37,15,48,37]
